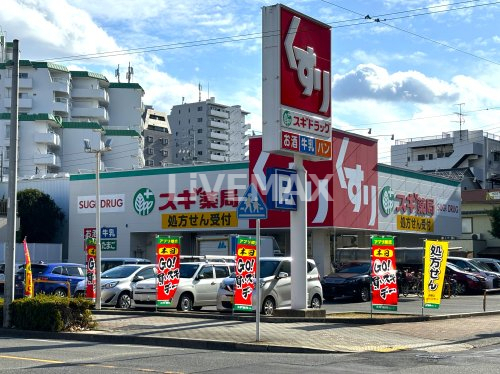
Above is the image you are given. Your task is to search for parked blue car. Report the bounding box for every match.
[15,262,86,298]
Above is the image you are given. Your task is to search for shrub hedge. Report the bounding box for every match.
[8,295,95,332]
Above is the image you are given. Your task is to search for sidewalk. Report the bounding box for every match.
[4,309,500,354]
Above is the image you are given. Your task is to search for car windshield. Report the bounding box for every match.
[180,264,199,278]
[227,260,281,279]
[447,263,463,272]
[260,260,281,278]
[337,263,371,274]
[102,265,142,278]
[469,260,492,271]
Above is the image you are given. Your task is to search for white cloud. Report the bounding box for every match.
[333,64,459,103]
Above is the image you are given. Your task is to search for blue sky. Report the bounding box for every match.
[2,0,500,162]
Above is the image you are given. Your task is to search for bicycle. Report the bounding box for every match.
[442,275,458,299]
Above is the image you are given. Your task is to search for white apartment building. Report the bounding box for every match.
[168,97,250,164]
[142,108,173,167]
[391,129,500,189]
[0,39,144,177]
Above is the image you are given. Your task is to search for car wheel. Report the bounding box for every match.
[177,294,193,311]
[310,294,322,309]
[455,281,467,295]
[74,290,84,298]
[262,297,275,316]
[53,288,67,297]
[359,286,371,302]
[117,292,132,309]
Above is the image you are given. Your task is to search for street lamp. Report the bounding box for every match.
[83,137,112,310]
[372,134,394,140]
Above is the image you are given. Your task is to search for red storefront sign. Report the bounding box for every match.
[371,236,398,311]
[156,236,181,307]
[233,236,257,312]
[280,6,331,117]
[249,132,378,229]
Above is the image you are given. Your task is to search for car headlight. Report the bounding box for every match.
[102,281,119,289]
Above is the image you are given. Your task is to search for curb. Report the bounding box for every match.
[0,327,332,354]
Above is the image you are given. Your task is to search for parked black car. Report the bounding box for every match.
[321,262,371,302]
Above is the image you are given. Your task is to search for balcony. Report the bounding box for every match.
[209,131,229,141]
[34,132,61,147]
[71,106,109,122]
[210,153,226,162]
[3,76,33,89]
[34,153,61,168]
[53,97,69,114]
[3,98,32,109]
[71,88,109,104]
[210,109,229,119]
[52,79,70,94]
[209,142,229,152]
[209,120,229,130]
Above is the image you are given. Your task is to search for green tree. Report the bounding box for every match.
[17,189,64,243]
[488,206,500,239]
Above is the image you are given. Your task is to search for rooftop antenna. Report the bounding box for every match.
[182,97,185,104]
[115,64,120,83]
[207,82,210,99]
[198,83,202,102]
[126,62,134,83]
[453,103,466,141]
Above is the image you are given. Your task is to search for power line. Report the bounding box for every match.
[321,0,500,66]
[35,0,500,67]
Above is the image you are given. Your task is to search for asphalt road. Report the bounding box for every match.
[1,336,500,373]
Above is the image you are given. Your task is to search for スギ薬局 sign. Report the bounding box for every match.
[262,5,332,160]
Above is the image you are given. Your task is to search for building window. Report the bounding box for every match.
[146,160,154,166]
[197,140,203,145]
[428,154,433,160]
[197,118,203,122]
[462,217,472,234]
[5,124,9,139]
[197,128,203,133]
[19,73,28,79]
[494,152,500,162]
[147,136,153,143]
[417,154,425,161]
[147,148,154,155]
[198,151,203,156]
[162,138,168,145]
[162,150,168,156]
[198,106,203,111]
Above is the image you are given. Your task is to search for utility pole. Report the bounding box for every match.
[3,39,19,328]
[454,103,466,141]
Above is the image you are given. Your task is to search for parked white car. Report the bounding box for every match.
[74,264,156,308]
[132,261,234,311]
[216,257,323,316]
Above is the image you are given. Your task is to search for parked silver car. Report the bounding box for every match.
[473,258,500,274]
[216,257,323,316]
[132,261,234,311]
[74,264,156,308]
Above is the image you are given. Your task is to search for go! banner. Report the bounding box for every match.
[85,237,96,300]
[371,236,398,311]
[423,240,448,309]
[233,236,257,312]
[156,236,181,307]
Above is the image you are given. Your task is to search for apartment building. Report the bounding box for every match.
[391,129,500,189]
[142,108,173,167]
[168,97,250,164]
[0,39,144,177]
